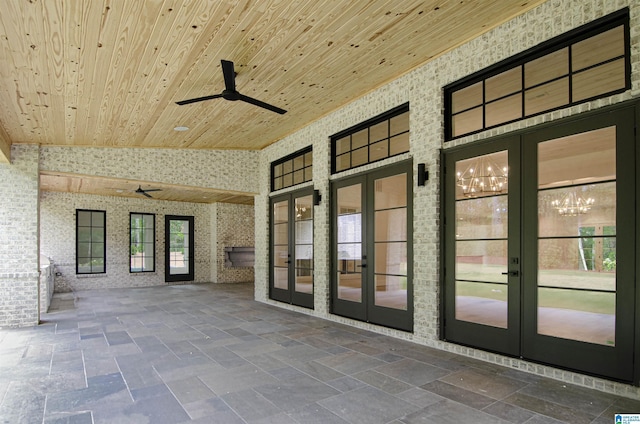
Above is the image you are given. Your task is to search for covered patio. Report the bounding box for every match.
[0,283,637,423]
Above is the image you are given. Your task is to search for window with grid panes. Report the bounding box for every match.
[271,147,312,191]
[76,209,106,274]
[331,103,409,174]
[130,213,155,273]
[444,9,630,140]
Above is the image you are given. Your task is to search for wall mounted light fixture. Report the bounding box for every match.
[417,163,429,186]
[313,189,322,205]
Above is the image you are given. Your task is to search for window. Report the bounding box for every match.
[76,209,106,274]
[331,103,409,173]
[130,213,155,273]
[445,9,630,140]
[272,147,312,191]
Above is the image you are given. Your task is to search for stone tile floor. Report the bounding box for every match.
[1,282,639,423]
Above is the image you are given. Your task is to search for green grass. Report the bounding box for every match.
[456,281,615,315]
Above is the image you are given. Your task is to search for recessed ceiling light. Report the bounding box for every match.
[116,189,124,193]
[174,126,189,131]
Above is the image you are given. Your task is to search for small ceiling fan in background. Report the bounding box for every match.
[135,185,161,198]
[176,60,287,114]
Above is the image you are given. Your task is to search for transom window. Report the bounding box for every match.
[130,213,155,273]
[272,147,312,191]
[76,209,106,274]
[331,103,409,174]
[445,9,630,140]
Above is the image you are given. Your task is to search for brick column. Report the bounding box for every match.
[0,144,40,327]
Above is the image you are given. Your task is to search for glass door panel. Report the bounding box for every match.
[454,151,510,329]
[165,216,194,282]
[295,195,314,294]
[337,183,363,303]
[169,222,189,275]
[273,200,289,291]
[373,173,408,310]
[536,127,617,346]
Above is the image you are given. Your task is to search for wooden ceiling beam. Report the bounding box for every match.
[0,125,11,163]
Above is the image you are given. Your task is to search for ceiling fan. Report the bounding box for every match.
[135,185,161,198]
[175,60,287,114]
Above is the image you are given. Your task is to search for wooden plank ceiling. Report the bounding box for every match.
[0,0,547,202]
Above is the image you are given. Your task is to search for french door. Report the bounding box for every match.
[443,106,636,381]
[443,137,521,355]
[270,188,314,309]
[165,215,194,282]
[331,161,413,332]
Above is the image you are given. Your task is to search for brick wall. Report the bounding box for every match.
[40,192,213,292]
[40,146,259,194]
[256,0,640,396]
[212,202,255,283]
[0,145,40,327]
[38,145,259,292]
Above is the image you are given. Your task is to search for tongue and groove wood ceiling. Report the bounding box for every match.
[0,0,546,203]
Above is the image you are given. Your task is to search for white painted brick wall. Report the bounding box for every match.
[40,146,260,194]
[213,202,255,283]
[40,192,213,292]
[256,0,640,398]
[0,144,40,327]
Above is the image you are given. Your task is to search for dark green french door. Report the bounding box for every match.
[270,188,314,309]
[444,106,636,382]
[443,137,521,355]
[165,215,194,283]
[331,161,413,332]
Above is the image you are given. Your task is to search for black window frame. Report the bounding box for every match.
[271,146,313,192]
[444,8,631,141]
[76,209,106,274]
[331,103,410,174]
[129,212,156,273]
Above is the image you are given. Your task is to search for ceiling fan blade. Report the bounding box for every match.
[135,185,161,197]
[221,60,236,92]
[141,191,152,198]
[238,94,287,115]
[176,93,223,105]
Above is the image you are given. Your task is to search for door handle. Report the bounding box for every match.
[501,270,519,277]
